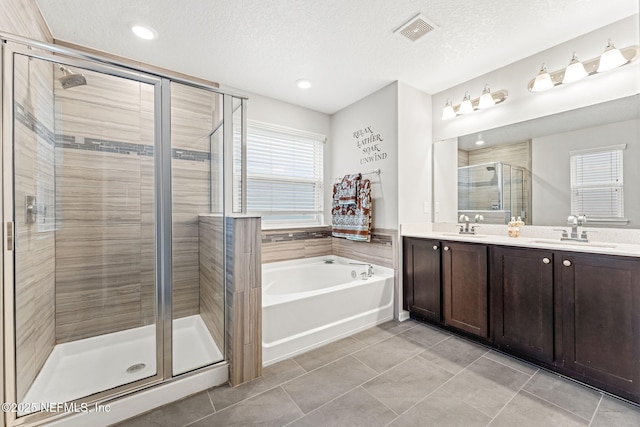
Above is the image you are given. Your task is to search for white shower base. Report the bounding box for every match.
[21,314,222,415]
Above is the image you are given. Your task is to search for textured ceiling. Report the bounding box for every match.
[35,0,639,114]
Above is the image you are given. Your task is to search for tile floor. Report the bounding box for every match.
[115,320,640,427]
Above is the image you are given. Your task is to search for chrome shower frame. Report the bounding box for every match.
[0,32,247,427]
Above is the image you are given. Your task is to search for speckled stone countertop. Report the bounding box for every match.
[401,223,640,258]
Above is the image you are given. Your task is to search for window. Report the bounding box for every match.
[241,121,325,227]
[570,145,624,219]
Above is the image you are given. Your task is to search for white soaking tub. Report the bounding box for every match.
[262,255,394,366]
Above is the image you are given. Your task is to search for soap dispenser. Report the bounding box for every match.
[508,217,519,238]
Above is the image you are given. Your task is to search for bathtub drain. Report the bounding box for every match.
[351,270,357,279]
[126,363,146,373]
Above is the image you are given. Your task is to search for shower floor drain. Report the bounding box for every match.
[126,363,146,373]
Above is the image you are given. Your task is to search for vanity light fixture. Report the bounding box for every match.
[562,52,588,84]
[441,99,456,120]
[527,40,639,92]
[441,87,508,120]
[597,39,628,72]
[478,85,495,109]
[530,64,554,92]
[459,92,474,115]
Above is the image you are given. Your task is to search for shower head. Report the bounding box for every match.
[59,66,87,89]
[486,166,496,171]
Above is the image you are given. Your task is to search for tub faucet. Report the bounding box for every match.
[349,262,374,279]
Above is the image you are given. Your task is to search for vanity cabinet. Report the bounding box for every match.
[491,246,555,363]
[402,237,441,321]
[556,252,640,402]
[402,236,640,403]
[442,242,489,338]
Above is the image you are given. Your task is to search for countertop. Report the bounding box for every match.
[402,231,640,258]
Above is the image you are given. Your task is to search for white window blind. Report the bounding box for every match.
[570,147,624,219]
[240,122,324,227]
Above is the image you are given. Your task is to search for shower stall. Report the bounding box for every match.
[458,161,528,224]
[1,34,245,426]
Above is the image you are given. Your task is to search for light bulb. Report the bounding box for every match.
[441,99,456,120]
[478,85,495,109]
[562,52,588,84]
[531,64,554,92]
[597,40,628,72]
[459,92,473,115]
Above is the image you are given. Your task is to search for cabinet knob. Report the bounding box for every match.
[432,245,439,250]
[542,257,550,264]
[444,246,450,251]
[563,260,572,267]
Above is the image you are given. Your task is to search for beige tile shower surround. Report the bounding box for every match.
[11,61,226,401]
[52,75,223,344]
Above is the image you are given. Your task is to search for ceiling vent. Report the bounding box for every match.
[394,13,437,42]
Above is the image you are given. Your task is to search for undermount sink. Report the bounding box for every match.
[531,239,618,249]
[438,232,487,238]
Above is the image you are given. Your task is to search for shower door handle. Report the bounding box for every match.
[6,221,14,251]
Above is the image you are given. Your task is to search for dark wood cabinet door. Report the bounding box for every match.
[443,242,488,337]
[491,246,554,363]
[558,252,640,402]
[402,237,441,321]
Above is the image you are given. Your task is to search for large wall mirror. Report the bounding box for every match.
[434,94,640,228]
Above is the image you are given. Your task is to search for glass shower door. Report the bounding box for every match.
[5,48,163,420]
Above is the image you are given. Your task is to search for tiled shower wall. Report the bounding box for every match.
[53,71,220,343]
[13,55,57,402]
[53,68,156,342]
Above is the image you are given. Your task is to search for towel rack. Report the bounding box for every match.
[335,168,381,181]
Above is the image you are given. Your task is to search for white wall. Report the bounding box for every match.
[331,82,399,230]
[397,82,432,225]
[432,15,640,142]
[533,118,640,227]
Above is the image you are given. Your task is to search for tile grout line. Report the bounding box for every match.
[486,370,538,426]
[289,323,419,378]
[205,389,216,413]
[283,346,435,426]
[481,352,539,377]
[517,389,596,424]
[383,349,492,426]
[588,394,604,427]
[359,384,401,418]
[279,385,306,424]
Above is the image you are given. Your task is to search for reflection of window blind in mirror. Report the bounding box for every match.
[240,121,325,227]
[570,146,624,219]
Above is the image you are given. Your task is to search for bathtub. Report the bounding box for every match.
[262,255,394,366]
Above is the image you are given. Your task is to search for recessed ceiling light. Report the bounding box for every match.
[297,79,311,89]
[132,25,157,40]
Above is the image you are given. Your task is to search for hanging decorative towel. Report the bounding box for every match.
[332,178,372,242]
[336,173,362,205]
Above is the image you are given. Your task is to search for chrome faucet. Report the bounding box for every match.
[349,263,374,279]
[556,214,589,242]
[458,214,482,235]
